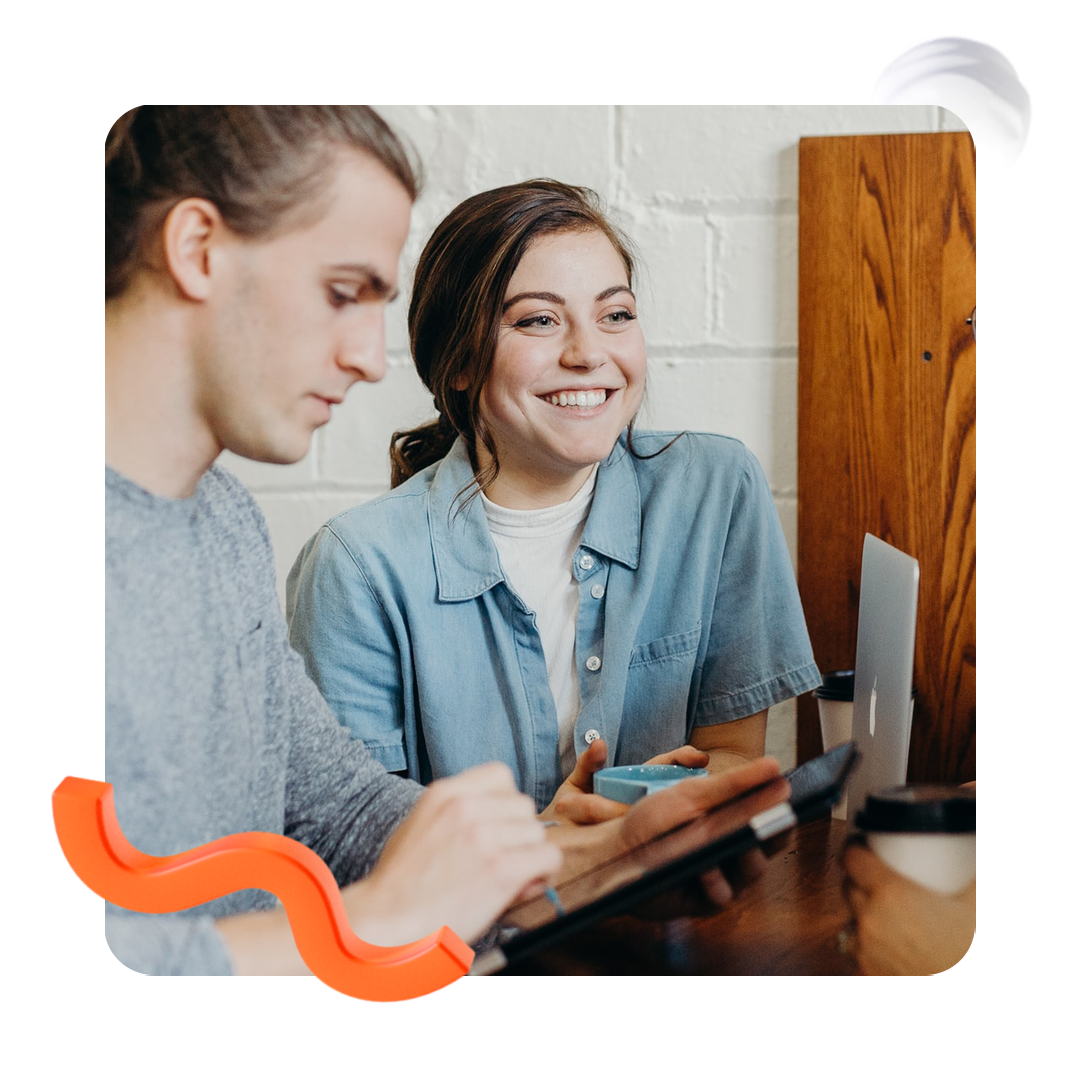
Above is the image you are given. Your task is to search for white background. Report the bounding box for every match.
[4,2,1073,1075]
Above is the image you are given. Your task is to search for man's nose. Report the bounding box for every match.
[338,310,388,384]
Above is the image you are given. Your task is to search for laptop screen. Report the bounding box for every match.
[845,534,919,828]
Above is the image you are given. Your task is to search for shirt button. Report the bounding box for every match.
[590,583,605,600]
[579,554,594,570]
[586,655,602,672]
[584,729,601,744]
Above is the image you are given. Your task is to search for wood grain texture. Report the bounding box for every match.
[796,133,975,783]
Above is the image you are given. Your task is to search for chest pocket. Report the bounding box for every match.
[623,624,702,754]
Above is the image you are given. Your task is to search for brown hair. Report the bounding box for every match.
[106,105,420,299]
[392,179,638,495]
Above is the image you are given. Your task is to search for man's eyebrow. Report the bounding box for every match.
[328,264,400,302]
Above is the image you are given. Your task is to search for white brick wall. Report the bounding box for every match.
[221,104,966,768]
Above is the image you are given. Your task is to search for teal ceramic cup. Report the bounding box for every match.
[593,764,708,805]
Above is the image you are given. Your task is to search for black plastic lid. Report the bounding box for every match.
[813,670,855,701]
[813,670,917,702]
[855,785,975,834]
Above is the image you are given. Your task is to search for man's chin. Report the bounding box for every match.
[226,435,313,469]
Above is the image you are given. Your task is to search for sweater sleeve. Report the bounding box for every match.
[105,911,233,975]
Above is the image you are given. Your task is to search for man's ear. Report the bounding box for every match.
[161,198,223,301]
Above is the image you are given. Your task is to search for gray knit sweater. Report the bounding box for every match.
[105,464,421,974]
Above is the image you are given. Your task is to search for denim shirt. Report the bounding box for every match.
[286,432,820,811]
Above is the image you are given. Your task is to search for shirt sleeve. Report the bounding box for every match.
[286,525,411,774]
[695,446,821,723]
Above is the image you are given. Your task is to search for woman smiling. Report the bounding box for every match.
[286,179,820,821]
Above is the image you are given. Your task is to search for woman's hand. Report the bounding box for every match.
[346,762,562,947]
[539,739,710,825]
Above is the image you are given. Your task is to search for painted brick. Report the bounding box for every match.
[638,357,798,492]
[467,106,613,195]
[713,213,798,348]
[624,207,709,347]
[376,105,477,210]
[378,106,482,358]
[622,104,941,203]
[774,495,799,571]
[384,298,412,358]
[319,365,436,488]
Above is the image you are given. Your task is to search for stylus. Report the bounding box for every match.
[546,885,566,916]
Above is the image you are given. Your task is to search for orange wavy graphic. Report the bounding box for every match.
[53,777,473,1000]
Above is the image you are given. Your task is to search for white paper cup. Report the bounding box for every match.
[855,785,975,894]
[814,671,854,818]
[817,697,853,751]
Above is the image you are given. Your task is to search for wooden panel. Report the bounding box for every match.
[796,132,975,784]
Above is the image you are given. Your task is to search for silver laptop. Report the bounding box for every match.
[846,534,919,828]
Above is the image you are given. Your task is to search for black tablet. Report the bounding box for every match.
[471,741,859,974]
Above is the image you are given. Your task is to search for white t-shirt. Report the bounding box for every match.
[482,469,597,778]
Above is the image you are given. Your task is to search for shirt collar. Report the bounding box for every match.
[427,434,641,602]
[427,438,505,601]
[581,435,641,570]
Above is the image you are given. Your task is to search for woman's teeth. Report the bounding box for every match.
[545,390,607,408]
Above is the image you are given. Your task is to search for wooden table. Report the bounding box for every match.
[497,816,859,976]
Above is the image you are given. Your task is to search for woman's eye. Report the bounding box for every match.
[516,314,556,329]
[604,309,637,324]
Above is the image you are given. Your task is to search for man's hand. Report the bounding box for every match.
[549,755,790,916]
[346,762,562,947]
[540,738,711,825]
[618,754,788,911]
[842,840,976,975]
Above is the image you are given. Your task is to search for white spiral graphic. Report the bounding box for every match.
[874,37,1031,177]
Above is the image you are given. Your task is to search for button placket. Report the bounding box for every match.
[579,554,606,674]
[575,548,609,759]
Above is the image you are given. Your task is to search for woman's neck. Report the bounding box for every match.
[480,460,598,510]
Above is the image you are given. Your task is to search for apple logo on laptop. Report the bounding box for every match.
[869,677,878,738]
